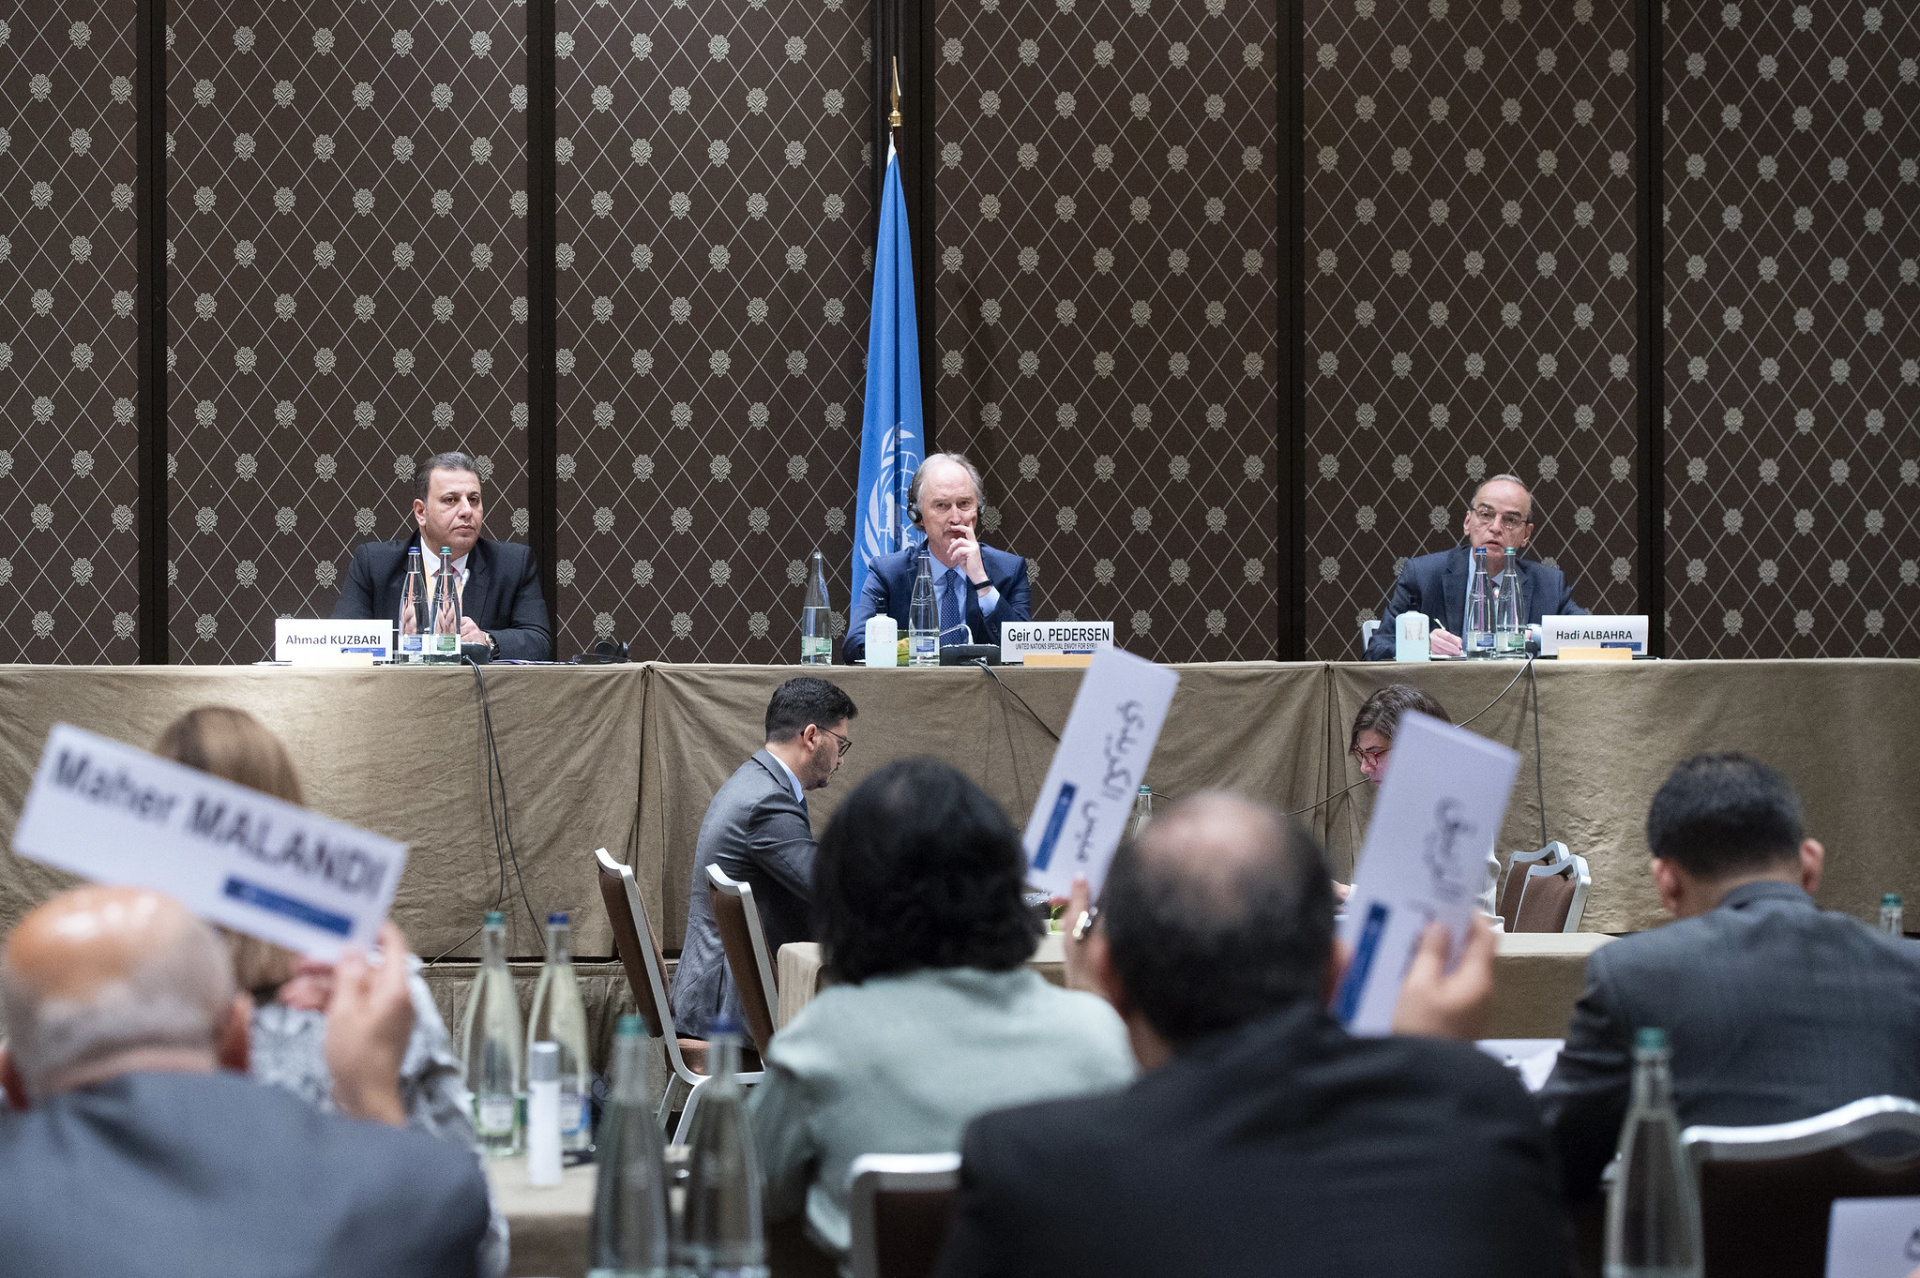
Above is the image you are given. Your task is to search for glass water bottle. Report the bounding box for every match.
[429,544,462,662]
[395,545,427,663]
[460,911,525,1157]
[590,1016,671,1277]
[1604,1028,1702,1278]
[800,550,831,665]
[1464,546,1496,659]
[1882,893,1904,935]
[1494,552,1525,656]
[678,1023,768,1278]
[527,912,594,1156]
[907,551,940,667]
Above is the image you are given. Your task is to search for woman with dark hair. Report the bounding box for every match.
[1343,684,1501,916]
[749,758,1134,1263]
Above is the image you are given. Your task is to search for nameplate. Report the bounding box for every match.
[1022,647,1179,898]
[12,723,409,960]
[1540,614,1648,656]
[1001,620,1114,665]
[275,618,391,663]
[1333,712,1519,1036]
[1825,1195,1920,1277]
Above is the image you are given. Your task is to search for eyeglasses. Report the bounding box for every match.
[821,726,853,758]
[1351,745,1390,768]
[1470,504,1530,531]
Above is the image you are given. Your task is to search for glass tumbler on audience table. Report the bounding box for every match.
[800,550,831,665]
[679,1022,768,1278]
[1604,1028,1702,1278]
[528,911,594,1156]
[395,545,427,664]
[591,1015,672,1278]
[908,550,939,667]
[1883,894,1904,936]
[462,911,526,1157]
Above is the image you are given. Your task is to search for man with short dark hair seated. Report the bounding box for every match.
[933,792,1566,1278]
[1537,752,1920,1200]
[0,886,489,1278]
[671,675,858,1039]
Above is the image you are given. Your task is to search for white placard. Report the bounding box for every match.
[1540,614,1648,656]
[1333,712,1520,1035]
[12,724,409,960]
[1000,620,1115,665]
[1826,1197,1920,1277]
[275,618,392,663]
[1022,647,1180,898]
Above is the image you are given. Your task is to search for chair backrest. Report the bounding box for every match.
[1499,841,1569,931]
[705,863,781,1055]
[1684,1096,1920,1278]
[1513,855,1590,933]
[847,1153,963,1278]
[1361,619,1381,653]
[595,846,676,1041]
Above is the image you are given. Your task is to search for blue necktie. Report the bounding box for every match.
[939,569,962,640]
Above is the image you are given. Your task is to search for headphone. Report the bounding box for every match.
[906,455,988,530]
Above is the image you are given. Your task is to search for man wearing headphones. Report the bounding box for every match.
[842,453,1032,663]
[1365,473,1585,661]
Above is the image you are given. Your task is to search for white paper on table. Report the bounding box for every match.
[12,723,409,960]
[1022,647,1180,899]
[1332,711,1519,1035]
[1475,1039,1565,1092]
[1825,1197,1920,1278]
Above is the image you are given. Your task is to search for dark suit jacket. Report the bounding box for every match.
[332,534,552,661]
[1537,881,1920,1200]
[1366,544,1586,660]
[842,544,1031,663]
[0,1070,489,1278]
[933,1003,1567,1278]
[669,749,816,1039]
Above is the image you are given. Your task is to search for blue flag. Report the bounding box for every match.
[852,140,924,607]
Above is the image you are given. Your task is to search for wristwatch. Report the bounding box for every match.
[969,577,992,592]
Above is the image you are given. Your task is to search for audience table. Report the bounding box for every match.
[486,1155,595,1278]
[0,659,1911,967]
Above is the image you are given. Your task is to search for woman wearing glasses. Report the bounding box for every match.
[1363,474,1587,660]
[1336,684,1502,918]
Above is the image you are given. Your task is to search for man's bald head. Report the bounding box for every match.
[2,887,237,1101]
[1102,792,1335,1048]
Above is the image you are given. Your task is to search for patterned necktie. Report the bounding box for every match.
[939,568,962,639]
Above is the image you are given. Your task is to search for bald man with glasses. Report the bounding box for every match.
[1365,475,1586,661]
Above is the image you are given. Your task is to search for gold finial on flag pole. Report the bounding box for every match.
[889,56,903,128]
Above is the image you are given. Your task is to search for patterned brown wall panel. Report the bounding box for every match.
[933,0,1281,662]
[1664,2,1920,657]
[553,0,870,661]
[0,5,140,663]
[166,0,530,662]
[1303,0,1641,660]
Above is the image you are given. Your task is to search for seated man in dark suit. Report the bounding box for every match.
[332,450,552,661]
[670,676,857,1038]
[1537,753,1920,1200]
[1366,473,1586,659]
[0,886,489,1278]
[843,453,1030,662]
[934,793,1567,1278]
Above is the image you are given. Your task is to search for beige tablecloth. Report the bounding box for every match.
[0,659,1912,958]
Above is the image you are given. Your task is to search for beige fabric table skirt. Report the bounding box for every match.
[0,659,1910,961]
[773,932,1611,1041]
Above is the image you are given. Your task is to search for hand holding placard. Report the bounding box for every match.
[11,724,409,960]
[1331,711,1518,1036]
[1022,647,1180,899]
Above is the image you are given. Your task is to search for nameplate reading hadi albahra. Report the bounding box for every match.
[12,723,408,960]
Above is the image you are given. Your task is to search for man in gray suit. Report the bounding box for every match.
[671,676,858,1039]
[1538,753,1920,1199]
[0,885,490,1277]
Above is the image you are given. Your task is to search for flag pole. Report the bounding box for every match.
[889,56,906,555]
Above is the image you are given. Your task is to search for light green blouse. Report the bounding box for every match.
[747,966,1136,1259]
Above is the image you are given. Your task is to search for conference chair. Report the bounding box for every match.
[1683,1095,1920,1278]
[1511,854,1591,933]
[1360,619,1380,655]
[592,847,762,1143]
[1498,841,1571,932]
[705,863,781,1058]
[847,1153,963,1278]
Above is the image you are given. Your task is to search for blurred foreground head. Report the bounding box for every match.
[153,706,305,995]
[1,886,240,1103]
[1102,791,1335,1049]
